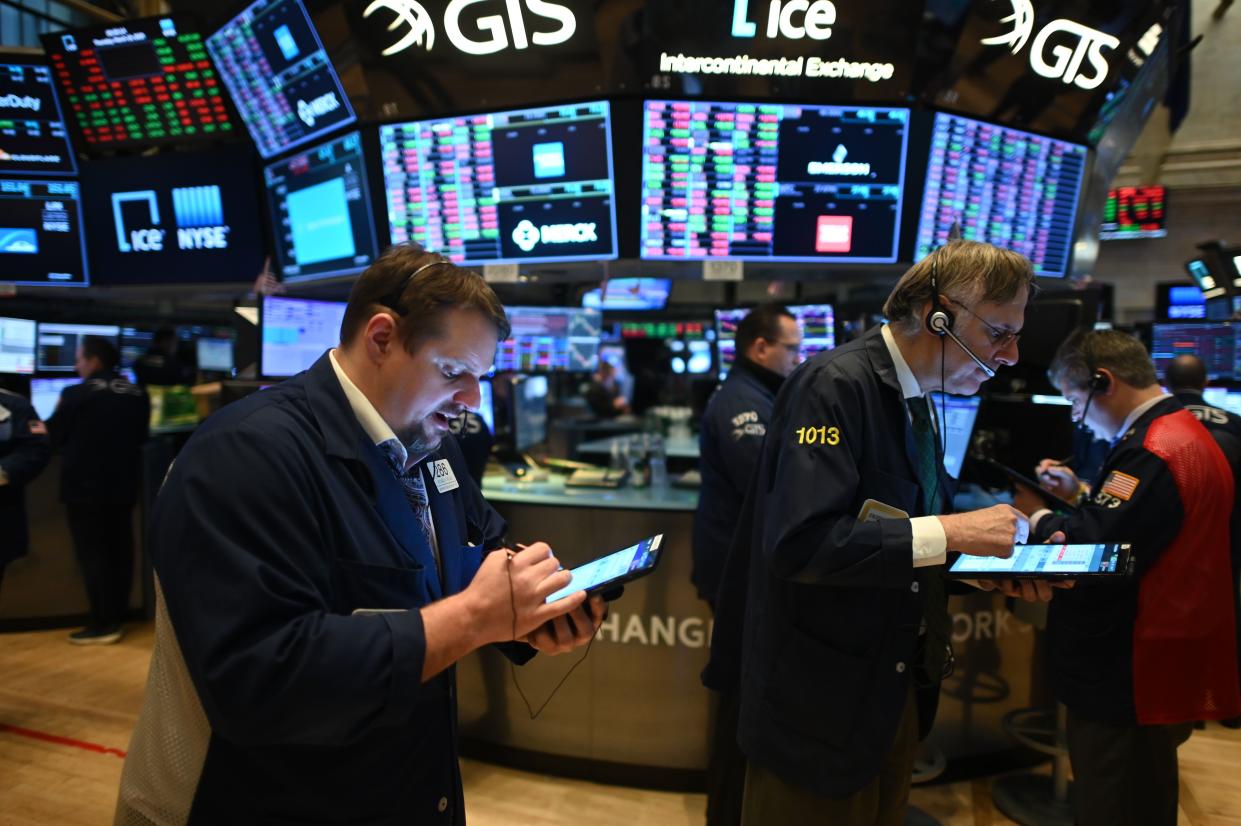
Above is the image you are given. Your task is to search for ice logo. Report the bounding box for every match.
[512,219,539,252]
[363,0,436,56]
[980,0,1034,54]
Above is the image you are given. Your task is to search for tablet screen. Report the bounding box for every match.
[545,534,662,603]
[949,543,1128,577]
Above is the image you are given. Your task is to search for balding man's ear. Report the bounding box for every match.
[359,311,401,363]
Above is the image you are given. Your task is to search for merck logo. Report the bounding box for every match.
[297,92,342,127]
[981,0,1120,90]
[511,219,598,253]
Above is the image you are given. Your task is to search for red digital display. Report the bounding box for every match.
[42,15,234,152]
[1100,185,1168,240]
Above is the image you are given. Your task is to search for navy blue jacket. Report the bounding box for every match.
[0,389,51,565]
[693,358,782,604]
[708,328,953,798]
[47,371,149,505]
[116,353,530,826]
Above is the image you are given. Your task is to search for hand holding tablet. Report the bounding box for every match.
[948,542,1132,580]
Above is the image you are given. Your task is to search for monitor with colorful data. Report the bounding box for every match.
[0,179,88,286]
[0,62,76,175]
[0,315,36,374]
[1150,323,1237,381]
[641,101,909,263]
[207,0,354,158]
[494,307,601,373]
[41,15,234,151]
[582,278,671,311]
[263,131,378,282]
[260,295,345,377]
[915,113,1087,278]
[1100,186,1167,241]
[36,322,120,372]
[714,304,835,379]
[379,101,618,265]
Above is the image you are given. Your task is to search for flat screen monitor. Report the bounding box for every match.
[120,326,154,370]
[37,322,120,372]
[475,378,494,434]
[934,394,981,480]
[207,0,355,159]
[260,295,345,377]
[714,308,748,380]
[669,339,714,376]
[0,62,77,175]
[80,143,263,284]
[915,113,1087,278]
[1100,186,1167,241]
[41,15,234,151]
[196,337,234,372]
[1155,283,1205,321]
[263,131,378,282]
[379,101,618,265]
[0,315,36,374]
[494,307,601,373]
[714,304,835,379]
[1150,323,1236,382]
[513,374,548,452]
[29,376,79,419]
[0,179,88,286]
[582,278,671,311]
[640,101,910,263]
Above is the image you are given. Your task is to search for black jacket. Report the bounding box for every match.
[710,327,954,798]
[693,357,782,603]
[0,389,51,565]
[47,371,149,505]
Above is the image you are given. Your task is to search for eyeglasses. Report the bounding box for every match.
[942,296,1021,349]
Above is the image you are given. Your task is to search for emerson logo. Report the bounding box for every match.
[297,92,342,127]
[807,144,870,177]
[981,0,1120,90]
[511,218,597,253]
[363,0,576,57]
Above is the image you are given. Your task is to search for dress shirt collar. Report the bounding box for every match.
[328,349,410,468]
[881,324,925,401]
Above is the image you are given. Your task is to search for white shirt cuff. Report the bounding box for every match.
[1030,509,1052,533]
[911,516,947,568]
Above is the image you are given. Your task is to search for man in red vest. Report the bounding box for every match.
[1025,330,1240,826]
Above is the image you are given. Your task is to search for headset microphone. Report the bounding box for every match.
[1076,371,1109,430]
[925,247,996,379]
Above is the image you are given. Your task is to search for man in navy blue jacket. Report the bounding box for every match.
[115,246,603,826]
[0,387,51,597]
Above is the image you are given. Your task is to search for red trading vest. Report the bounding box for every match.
[1135,409,1241,724]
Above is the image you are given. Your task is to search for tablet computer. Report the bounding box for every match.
[545,534,663,603]
[947,543,1132,579]
[985,458,1080,513]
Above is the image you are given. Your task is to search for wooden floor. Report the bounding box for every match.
[2,622,1240,825]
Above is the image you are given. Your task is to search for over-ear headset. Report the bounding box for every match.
[923,246,996,379]
[1077,371,1109,429]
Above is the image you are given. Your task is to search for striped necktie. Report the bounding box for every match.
[378,439,439,570]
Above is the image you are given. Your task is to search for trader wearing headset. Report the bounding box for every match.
[706,240,1055,826]
[1023,331,1240,826]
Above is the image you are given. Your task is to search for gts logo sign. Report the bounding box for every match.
[363,0,576,57]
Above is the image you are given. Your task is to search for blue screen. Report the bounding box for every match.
[261,295,345,377]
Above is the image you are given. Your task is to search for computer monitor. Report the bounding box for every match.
[80,143,263,285]
[582,278,672,311]
[0,61,76,175]
[260,295,346,377]
[512,374,548,452]
[29,376,79,419]
[120,326,155,371]
[494,307,602,372]
[41,14,234,152]
[206,0,354,158]
[0,316,37,375]
[1220,390,1241,418]
[1150,323,1236,381]
[1156,283,1206,321]
[641,101,910,263]
[915,113,1087,278]
[263,131,379,282]
[196,337,234,373]
[36,323,121,372]
[1100,186,1167,241]
[934,394,982,480]
[475,378,494,433]
[790,304,835,362]
[0,180,89,286]
[379,100,618,265]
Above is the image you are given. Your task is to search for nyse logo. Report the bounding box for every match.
[297,92,342,127]
[364,0,576,57]
[512,218,597,253]
[981,0,1120,90]
[172,185,229,250]
[732,0,837,40]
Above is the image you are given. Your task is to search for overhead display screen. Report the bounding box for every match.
[915,113,1087,278]
[1150,323,1237,381]
[0,63,77,176]
[0,179,88,286]
[263,131,378,282]
[80,143,262,285]
[495,307,602,373]
[715,303,835,379]
[640,101,908,262]
[582,278,672,311]
[261,295,346,377]
[37,322,120,371]
[0,315,36,374]
[380,101,618,265]
[207,0,356,159]
[1100,185,1167,240]
[41,15,234,151]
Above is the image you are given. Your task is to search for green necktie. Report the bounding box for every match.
[906,397,951,684]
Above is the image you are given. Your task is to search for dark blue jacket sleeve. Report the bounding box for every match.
[1,396,51,485]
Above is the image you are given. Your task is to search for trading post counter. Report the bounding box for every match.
[458,475,1047,789]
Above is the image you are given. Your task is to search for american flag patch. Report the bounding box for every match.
[1100,471,1139,501]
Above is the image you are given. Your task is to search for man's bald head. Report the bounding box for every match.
[1164,354,1208,392]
